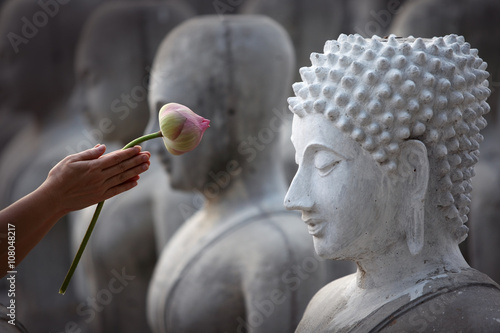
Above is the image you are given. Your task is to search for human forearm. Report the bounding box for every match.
[0,183,66,277]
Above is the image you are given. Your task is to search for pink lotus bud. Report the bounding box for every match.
[158,103,210,155]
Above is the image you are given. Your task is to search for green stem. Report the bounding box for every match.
[122,131,163,149]
[59,131,163,295]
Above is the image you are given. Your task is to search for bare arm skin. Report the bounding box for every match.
[0,144,150,277]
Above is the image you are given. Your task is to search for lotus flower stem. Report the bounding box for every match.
[121,131,163,150]
[59,131,163,295]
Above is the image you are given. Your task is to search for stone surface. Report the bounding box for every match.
[389,0,500,126]
[145,15,346,333]
[69,2,194,332]
[389,0,500,284]
[285,34,500,332]
[167,0,248,16]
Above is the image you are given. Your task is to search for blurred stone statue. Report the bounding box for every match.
[285,34,500,332]
[145,15,333,333]
[70,2,193,332]
[241,0,349,187]
[347,0,408,38]
[167,0,248,16]
[389,0,500,283]
[0,0,113,330]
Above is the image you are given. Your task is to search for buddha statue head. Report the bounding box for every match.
[146,15,295,195]
[285,34,490,262]
[73,1,192,144]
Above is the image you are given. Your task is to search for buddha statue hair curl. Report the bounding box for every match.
[288,34,490,243]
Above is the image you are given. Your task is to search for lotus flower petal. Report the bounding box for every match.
[158,103,210,155]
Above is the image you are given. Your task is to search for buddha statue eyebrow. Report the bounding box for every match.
[303,143,348,161]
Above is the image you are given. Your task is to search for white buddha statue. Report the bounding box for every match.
[285,34,500,332]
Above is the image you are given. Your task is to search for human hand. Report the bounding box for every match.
[41,144,150,214]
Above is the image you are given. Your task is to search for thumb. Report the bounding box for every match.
[74,144,107,161]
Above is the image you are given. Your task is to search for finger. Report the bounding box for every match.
[70,144,106,162]
[127,175,141,183]
[103,177,140,200]
[139,151,151,158]
[104,162,149,189]
[97,146,142,170]
[102,152,150,178]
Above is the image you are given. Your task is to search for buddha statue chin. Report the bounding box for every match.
[285,34,500,332]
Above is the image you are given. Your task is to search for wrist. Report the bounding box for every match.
[37,179,70,218]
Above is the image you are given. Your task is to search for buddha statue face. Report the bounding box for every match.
[148,89,228,192]
[285,112,404,259]
[146,40,233,192]
[285,34,490,258]
[146,15,295,193]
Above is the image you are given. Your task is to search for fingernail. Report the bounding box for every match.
[142,163,149,171]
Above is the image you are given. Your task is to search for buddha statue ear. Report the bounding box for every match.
[396,140,429,256]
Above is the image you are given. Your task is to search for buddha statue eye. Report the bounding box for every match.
[314,150,341,177]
